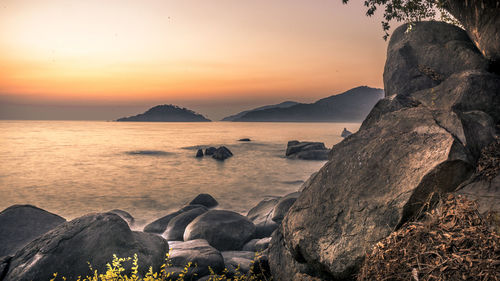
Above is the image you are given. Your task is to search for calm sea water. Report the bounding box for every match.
[0,121,359,227]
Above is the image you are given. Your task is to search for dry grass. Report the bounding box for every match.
[358,194,500,281]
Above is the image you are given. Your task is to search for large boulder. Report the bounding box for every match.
[167,239,224,279]
[184,210,256,251]
[164,206,208,241]
[445,0,500,68]
[383,21,488,98]
[108,209,135,227]
[0,205,65,257]
[221,251,255,274]
[269,21,500,280]
[189,193,219,208]
[246,197,281,238]
[3,213,168,280]
[144,204,205,234]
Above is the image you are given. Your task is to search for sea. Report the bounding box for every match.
[0,121,359,228]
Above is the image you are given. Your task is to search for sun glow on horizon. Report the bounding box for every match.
[0,0,386,114]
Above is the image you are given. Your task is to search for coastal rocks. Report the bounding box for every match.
[269,21,500,280]
[205,147,217,156]
[144,204,205,234]
[168,240,225,278]
[184,210,256,251]
[164,206,208,241]
[271,192,301,224]
[238,138,251,142]
[341,128,352,138]
[212,146,233,161]
[246,197,281,238]
[383,21,488,98]
[242,237,271,252]
[189,193,219,208]
[3,213,168,280]
[196,149,204,157]
[0,205,65,257]
[108,209,135,227]
[285,141,330,160]
[222,251,255,274]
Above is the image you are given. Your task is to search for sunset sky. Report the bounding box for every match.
[0,0,387,120]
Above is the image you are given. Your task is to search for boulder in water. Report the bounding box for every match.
[164,206,208,241]
[205,147,217,156]
[285,141,329,160]
[189,193,219,208]
[212,146,233,161]
[246,197,281,238]
[144,204,206,234]
[196,149,204,158]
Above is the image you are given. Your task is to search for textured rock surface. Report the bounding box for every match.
[189,193,219,208]
[222,251,255,273]
[168,239,224,278]
[164,206,208,241]
[285,141,329,161]
[143,205,205,234]
[246,197,280,238]
[0,205,65,257]
[4,213,168,280]
[269,21,500,280]
[184,210,255,251]
[271,192,301,224]
[445,0,500,68]
[383,21,488,97]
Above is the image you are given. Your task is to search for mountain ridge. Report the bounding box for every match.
[116,104,211,122]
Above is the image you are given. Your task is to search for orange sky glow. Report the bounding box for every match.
[0,0,387,120]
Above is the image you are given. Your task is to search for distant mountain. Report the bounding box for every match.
[221,101,299,121]
[116,104,211,122]
[230,86,384,122]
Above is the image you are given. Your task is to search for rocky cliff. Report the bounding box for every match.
[269,21,500,281]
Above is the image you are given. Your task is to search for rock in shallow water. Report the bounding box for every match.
[164,206,208,241]
[204,147,217,156]
[184,210,256,251]
[3,213,168,281]
[212,146,233,161]
[271,192,301,224]
[0,205,65,257]
[143,204,205,234]
[285,141,330,160]
[189,193,219,208]
[196,149,204,157]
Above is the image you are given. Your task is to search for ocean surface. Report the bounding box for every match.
[0,121,359,228]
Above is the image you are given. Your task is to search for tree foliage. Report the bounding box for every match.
[342,0,458,40]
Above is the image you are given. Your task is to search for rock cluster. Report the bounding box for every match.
[194,146,233,161]
[269,21,500,280]
[285,141,330,160]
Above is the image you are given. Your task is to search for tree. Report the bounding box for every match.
[341,0,456,40]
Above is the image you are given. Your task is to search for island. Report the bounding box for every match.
[116,104,211,122]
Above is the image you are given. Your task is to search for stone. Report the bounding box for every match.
[238,138,251,142]
[272,192,301,224]
[288,150,329,161]
[0,205,65,257]
[3,213,168,280]
[143,205,205,234]
[205,147,217,156]
[189,193,219,208]
[184,210,256,251]
[286,141,327,157]
[222,251,255,274]
[196,149,204,157]
[341,128,352,138]
[108,209,135,227]
[383,21,488,98]
[242,237,271,252]
[269,21,499,280]
[167,239,225,279]
[0,256,11,280]
[445,0,500,68]
[164,206,208,241]
[212,146,233,161]
[246,197,281,238]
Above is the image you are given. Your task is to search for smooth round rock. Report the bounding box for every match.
[164,207,208,241]
[189,193,219,208]
[184,210,256,251]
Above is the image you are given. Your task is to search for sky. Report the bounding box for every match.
[0,0,388,120]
